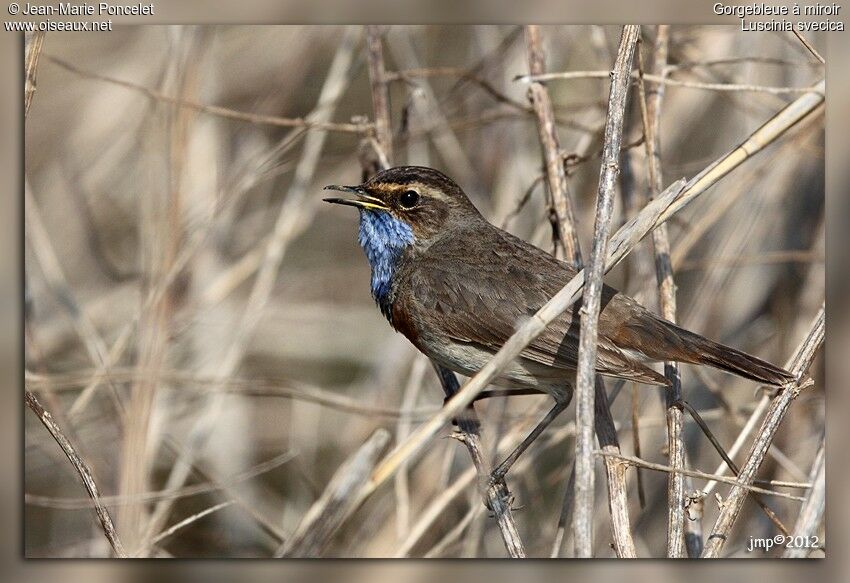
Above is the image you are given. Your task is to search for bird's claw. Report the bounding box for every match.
[484,488,516,515]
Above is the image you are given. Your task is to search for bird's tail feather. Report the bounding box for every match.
[624,317,794,387]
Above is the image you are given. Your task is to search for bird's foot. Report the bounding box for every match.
[484,483,519,515]
[488,463,509,488]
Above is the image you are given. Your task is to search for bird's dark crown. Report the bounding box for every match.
[323,166,481,241]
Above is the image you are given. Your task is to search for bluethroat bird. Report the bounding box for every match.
[324,166,793,480]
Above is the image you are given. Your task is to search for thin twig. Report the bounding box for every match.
[517,69,823,96]
[791,30,825,64]
[525,25,582,266]
[27,368,442,420]
[275,429,391,557]
[150,501,235,547]
[596,452,806,502]
[44,54,370,134]
[26,449,297,509]
[573,25,640,558]
[25,391,127,557]
[630,386,646,509]
[702,305,824,557]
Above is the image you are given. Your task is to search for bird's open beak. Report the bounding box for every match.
[323,185,389,211]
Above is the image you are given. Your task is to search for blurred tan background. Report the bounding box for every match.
[18,22,826,560]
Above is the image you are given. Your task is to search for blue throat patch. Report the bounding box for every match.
[357,210,415,322]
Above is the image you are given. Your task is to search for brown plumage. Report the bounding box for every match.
[325,166,794,406]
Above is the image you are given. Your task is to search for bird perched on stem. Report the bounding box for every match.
[324,166,793,481]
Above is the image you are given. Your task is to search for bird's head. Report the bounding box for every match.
[323,166,481,245]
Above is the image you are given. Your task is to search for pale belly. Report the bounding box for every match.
[420,336,573,402]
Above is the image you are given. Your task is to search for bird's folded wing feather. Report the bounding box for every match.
[405,229,669,386]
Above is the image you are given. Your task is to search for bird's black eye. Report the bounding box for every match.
[398,189,420,209]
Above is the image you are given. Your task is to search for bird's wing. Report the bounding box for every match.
[403,228,669,386]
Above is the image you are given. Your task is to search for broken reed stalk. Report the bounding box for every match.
[525,25,582,266]
[635,25,687,557]
[276,429,391,557]
[703,305,824,557]
[25,391,127,557]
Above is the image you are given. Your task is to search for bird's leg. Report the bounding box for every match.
[489,397,569,484]
[443,388,543,429]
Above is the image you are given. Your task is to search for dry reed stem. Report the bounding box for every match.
[636,25,688,558]
[703,305,824,557]
[525,25,582,266]
[25,391,127,557]
[783,436,825,558]
[573,25,640,558]
[394,356,427,540]
[25,184,125,417]
[276,429,391,557]
[594,379,637,557]
[432,366,527,558]
[526,25,637,558]
[366,26,394,164]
